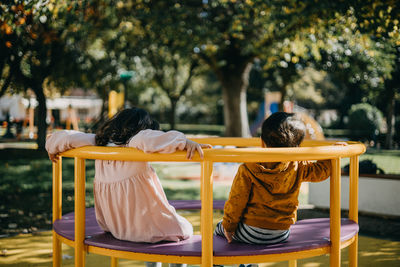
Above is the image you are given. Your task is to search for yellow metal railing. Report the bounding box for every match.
[52,138,366,267]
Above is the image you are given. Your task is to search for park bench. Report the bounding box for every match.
[52,138,365,267]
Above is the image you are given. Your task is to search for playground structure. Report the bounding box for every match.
[0,94,102,138]
[52,137,365,267]
[250,92,325,140]
[2,91,325,142]
[0,90,127,139]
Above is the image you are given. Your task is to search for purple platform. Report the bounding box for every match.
[54,204,359,257]
[168,199,225,210]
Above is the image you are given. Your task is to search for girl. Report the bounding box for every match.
[46,107,211,266]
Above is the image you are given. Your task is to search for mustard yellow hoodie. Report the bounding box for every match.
[222,160,331,232]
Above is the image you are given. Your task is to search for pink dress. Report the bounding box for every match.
[46,129,193,243]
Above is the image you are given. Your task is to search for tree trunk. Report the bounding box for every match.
[278,82,288,112]
[385,88,395,149]
[0,72,12,98]
[91,86,108,132]
[168,97,178,130]
[31,81,47,150]
[217,62,252,137]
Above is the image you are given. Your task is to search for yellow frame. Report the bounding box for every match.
[52,138,365,267]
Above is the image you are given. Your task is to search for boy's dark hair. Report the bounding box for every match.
[261,112,306,147]
[95,107,160,146]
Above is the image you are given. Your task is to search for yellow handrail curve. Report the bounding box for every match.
[60,138,366,162]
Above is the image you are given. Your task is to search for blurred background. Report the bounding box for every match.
[0,0,399,149]
[0,1,400,266]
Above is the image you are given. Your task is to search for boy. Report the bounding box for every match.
[215,112,338,245]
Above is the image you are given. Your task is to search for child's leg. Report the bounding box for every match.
[215,221,289,267]
[233,222,289,245]
[214,221,225,237]
[215,220,289,245]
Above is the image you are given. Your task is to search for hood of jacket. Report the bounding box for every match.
[244,162,298,194]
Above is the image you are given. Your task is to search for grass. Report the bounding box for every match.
[341,148,400,175]
[0,157,96,237]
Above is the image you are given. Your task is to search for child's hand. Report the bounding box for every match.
[224,229,234,243]
[184,140,212,159]
[333,141,348,146]
[49,153,59,163]
[46,133,59,163]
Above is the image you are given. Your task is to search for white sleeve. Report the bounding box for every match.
[128,129,186,153]
[45,130,96,155]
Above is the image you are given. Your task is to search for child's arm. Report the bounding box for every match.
[299,160,332,182]
[46,130,95,162]
[128,129,211,159]
[222,165,252,239]
[301,141,348,182]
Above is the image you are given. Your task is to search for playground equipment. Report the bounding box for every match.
[250,91,324,140]
[108,90,124,118]
[52,138,365,267]
[298,112,325,140]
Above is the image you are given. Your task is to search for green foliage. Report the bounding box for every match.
[347,103,384,140]
[0,1,85,83]
[1,0,399,138]
[0,1,103,147]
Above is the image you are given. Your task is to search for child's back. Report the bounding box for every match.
[222,160,331,237]
[46,108,209,244]
[216,112,332,245]
[92,129,193,243]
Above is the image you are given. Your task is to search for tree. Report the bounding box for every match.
[127,49,200,130]
[1,2,70,148]
[189,1,328,136]
[315,15,394,127]
[352,3,400,148]
[108,2,204,129]
[382,46,400,148]
[148,55,199,130]
[0,1,119,148]
[1,2,81,148]
[121,0,381,137]
[348,103,384,141]
[317,3,400,147]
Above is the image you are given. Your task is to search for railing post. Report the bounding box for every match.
[288,211,298,267]
[111,257,118,267]
[201,161,214,267]
[330,158,341,267]
[52,158,62,267]
[349,156,359,267]
[75,157,86,267]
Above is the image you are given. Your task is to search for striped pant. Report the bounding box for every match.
[214,221,290,245]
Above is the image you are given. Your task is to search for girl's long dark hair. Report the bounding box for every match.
[95,107,159,146]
